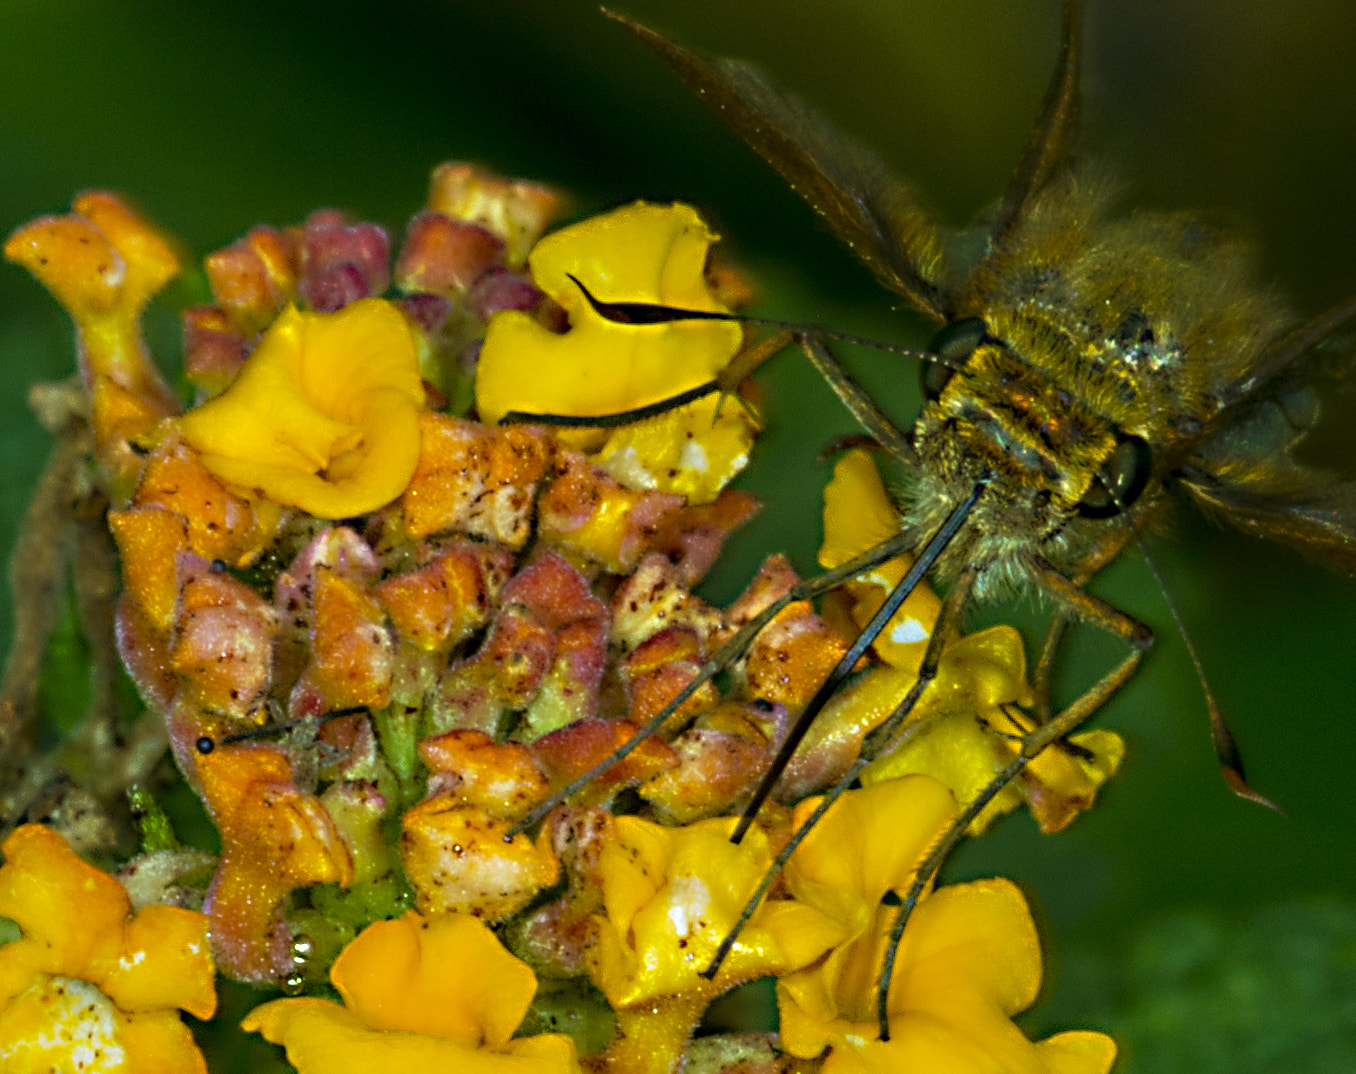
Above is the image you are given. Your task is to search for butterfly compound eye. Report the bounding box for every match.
[922,317,987,401]
[1077,433,1152,518]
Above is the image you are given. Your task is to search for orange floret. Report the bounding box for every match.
[169,556,278,720]
[425,162,564,269]
[400,412,553,545]
[307,568,395,711]
[204,224,299,335]
[400,732,560,924]
[537,450,686,574]
[373,540,515,653]
[198,745,354,985]
[5,192,182,493]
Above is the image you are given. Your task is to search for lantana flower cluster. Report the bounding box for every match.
[2,164,1118,1073]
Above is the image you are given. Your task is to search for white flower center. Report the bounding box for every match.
[0,974,128,1072]
[889,617,930,644]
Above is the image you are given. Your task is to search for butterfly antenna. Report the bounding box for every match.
[193,706,371,755]
[501,276,958,427]
[568,272,957,362]
[1130,530,1280,811]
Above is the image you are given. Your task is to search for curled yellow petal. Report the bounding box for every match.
[476,202,742,433]
[332,913,534,1047]
[176,298,424,518]
[111,1009,212,1074]
[854,880,1112,1073]
[242,913,581,1074]
[1036,1031,1120,1074]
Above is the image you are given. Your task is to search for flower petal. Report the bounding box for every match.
[819,449,939,670]
[244,913,582,1074]
[784,776,958,932]
[244,996,579,1074]
[177,298,424,518]
[117,1008,212,1074]
[0,974,131,1074]
[1034,1031,1118,1074]
[858,627,1041,834]
[890,880,1043,1019]
[588,815,840,1009]
[331,913,535,1046]
[0,826,126,979]
[91,905,216,1020]
[592,394,755,505]
[780,878,1093,1073]
[0,942,46,1013]
[476,202,742,429]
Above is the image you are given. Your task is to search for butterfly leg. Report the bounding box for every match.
[796,332,915,461]
[703,565,978,979]
[875,557,1150,1040]
[1030,529,1135,720]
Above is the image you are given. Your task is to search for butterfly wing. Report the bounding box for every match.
[1182,471,1356,575]
[1182,292,1356,575]
[990,0,1082,245]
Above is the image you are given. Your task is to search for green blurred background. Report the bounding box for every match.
[2,0,1354,1069]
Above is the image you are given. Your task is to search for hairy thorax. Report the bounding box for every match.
[895,181,1297,602]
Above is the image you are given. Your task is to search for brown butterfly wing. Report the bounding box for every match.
[1183,473,1356,575]
[1182,293,1356,574]
[990,0,1082,246]
[606,10,950,320]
